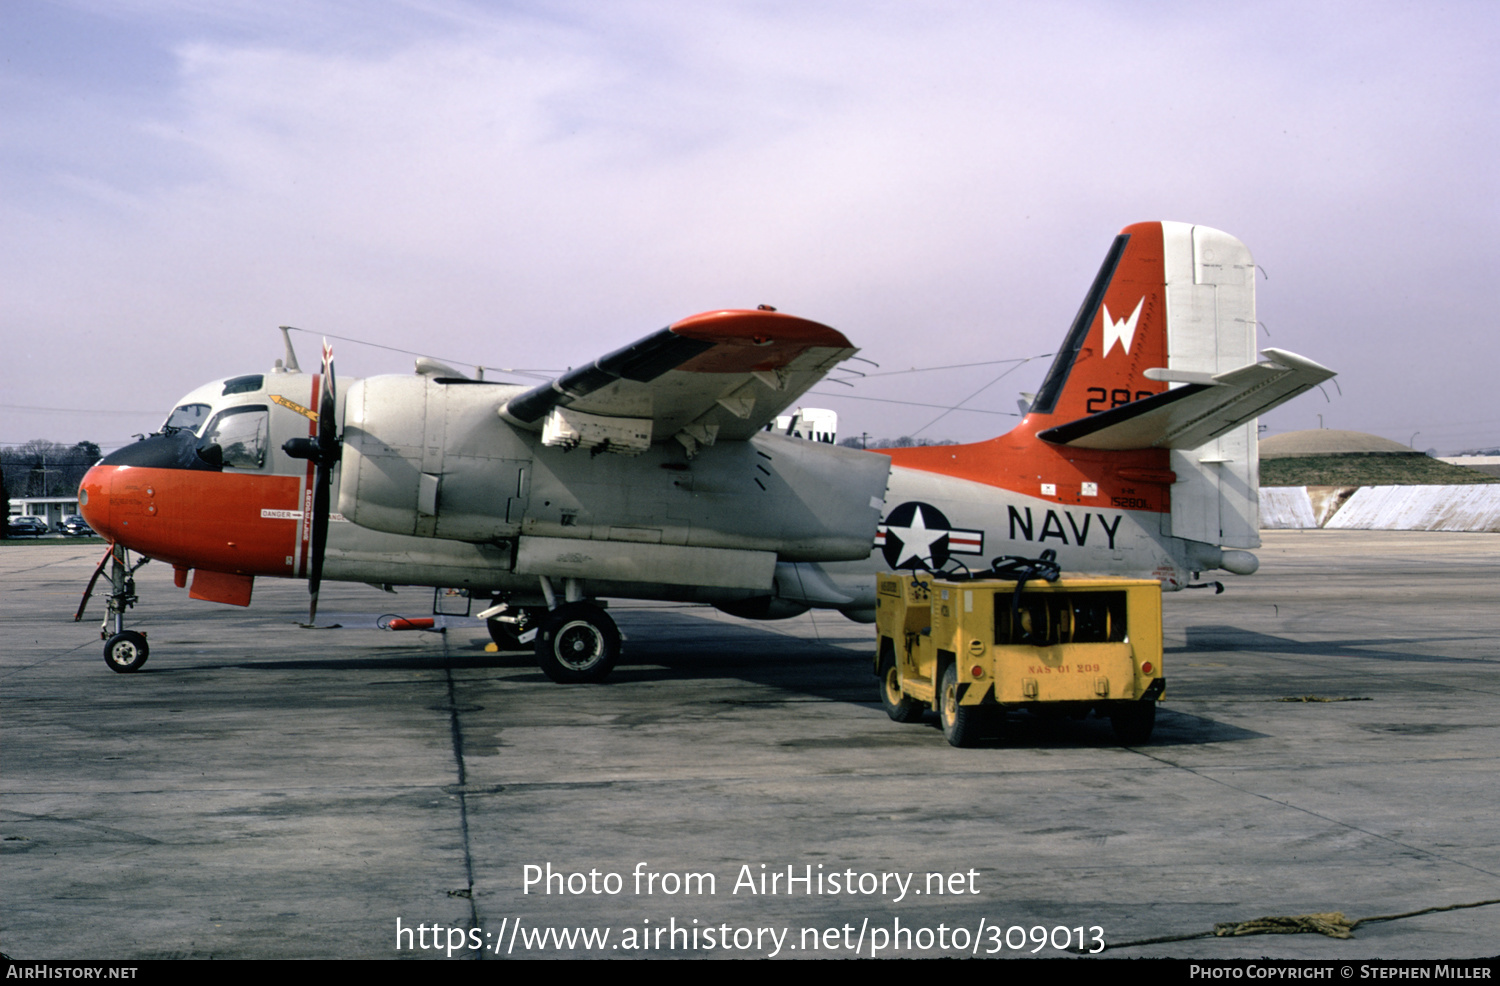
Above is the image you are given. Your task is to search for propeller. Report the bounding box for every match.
[282,339,340,624]
[308,341,339,623]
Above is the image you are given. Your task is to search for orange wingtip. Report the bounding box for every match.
[669,309,852,349]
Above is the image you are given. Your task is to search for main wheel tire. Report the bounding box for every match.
[103,630,149,673]
[487,607,538,651]
[1111,700,1156,745]
[939,663,981,747]
[488,620,523,650]
[534,603,620,683]
[878,643,925,723]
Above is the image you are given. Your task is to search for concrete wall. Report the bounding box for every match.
[1259,487,1317,529]
[1260,485,1500,532]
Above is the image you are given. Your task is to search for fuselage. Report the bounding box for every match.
[80,366,1213,620]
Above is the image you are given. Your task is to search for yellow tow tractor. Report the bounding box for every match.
[874,552,1164,747]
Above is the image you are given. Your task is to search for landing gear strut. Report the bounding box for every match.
[78,544,152,673]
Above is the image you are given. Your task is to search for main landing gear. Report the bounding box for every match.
[77,544,152,673]
[535,603,620,683]
[483,603,539,651]
[503,577,620,684]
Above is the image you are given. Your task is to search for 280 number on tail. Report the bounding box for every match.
[1086,387,1154,413]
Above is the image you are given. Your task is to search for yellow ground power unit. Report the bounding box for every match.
[874,566,1164,747]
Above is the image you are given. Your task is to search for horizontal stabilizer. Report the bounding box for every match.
[1037,348,1335,450]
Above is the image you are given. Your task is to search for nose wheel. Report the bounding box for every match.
[104,630,150,673]
[78,544,152,673]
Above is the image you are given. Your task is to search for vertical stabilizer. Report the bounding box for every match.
[1027,222,1263,549]
[1029,222,1173,422]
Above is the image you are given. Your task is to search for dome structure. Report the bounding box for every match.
[1260,429,1414,458]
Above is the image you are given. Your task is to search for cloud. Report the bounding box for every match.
[3,1,1497,448]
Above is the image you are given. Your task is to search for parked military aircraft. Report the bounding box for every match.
[77,221,1333,682]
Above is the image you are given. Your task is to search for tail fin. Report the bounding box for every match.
[1027,222,1181,424]
[885,222,1333,558]
[1025,222,1333,548]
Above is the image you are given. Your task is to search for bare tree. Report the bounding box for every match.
[1,441,103,500]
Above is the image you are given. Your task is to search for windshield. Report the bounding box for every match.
[200,406,270,469]
[161,403,212,435]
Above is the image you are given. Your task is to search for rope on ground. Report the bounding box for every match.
[1094,897,1500,952]
[1214,912,1356,939]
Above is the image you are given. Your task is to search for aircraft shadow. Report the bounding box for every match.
[139,609,1261,749]
[132,608,863,690]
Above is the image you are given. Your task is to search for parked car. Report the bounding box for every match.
[7,516,50,537]
[59,515,95,537]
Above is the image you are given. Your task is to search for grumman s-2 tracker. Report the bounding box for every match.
[875,554,1165,748]
[76,221,1334,682]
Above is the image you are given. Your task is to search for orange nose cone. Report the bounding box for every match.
[78,465,115,540]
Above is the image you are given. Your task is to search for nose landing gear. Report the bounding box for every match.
[77,544,152,673]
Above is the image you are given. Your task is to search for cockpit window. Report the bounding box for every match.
[200,406,269,469]
[222,375,264,396]
[162,403,212,435]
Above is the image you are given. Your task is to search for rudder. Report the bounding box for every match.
[1160,223,1259,549]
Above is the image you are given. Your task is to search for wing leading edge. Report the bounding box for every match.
[501,310,855,456]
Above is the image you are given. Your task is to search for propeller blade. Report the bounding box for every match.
[309,459,330,623]
[307,339,339,624]
[318,338,337,454]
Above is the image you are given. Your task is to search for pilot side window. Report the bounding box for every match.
[162,403,212,435]
[200,406,269,470]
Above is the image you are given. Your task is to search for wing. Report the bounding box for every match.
[500,309,855,455]
[1036,348,1336,450]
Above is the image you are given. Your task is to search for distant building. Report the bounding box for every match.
[1438,455,1500,479]
[8,496,81,529]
